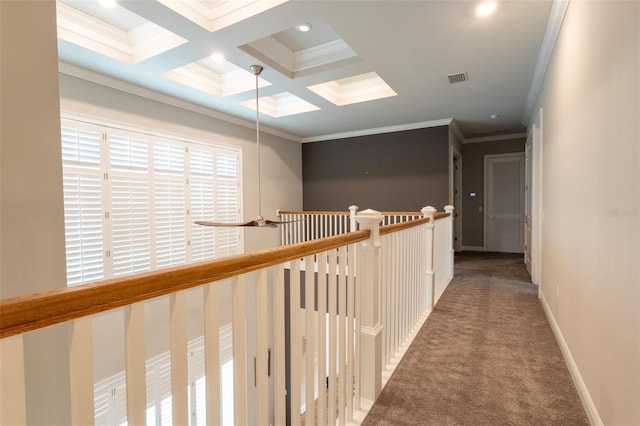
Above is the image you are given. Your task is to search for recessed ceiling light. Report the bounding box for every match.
[295,22,312,32]
[210,53,225,63]
[98,0,118,9]
[490,114,500,119]
[476,1,497,17]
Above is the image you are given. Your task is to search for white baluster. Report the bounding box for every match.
[346,244,356,421]
[171,291,189,426]
[232,276,247,425]
[256,269,269,425]
[204,284,221,425]
[338,245,347,426]
[316,252,328,426]
[304,255,315,426]
[327,248,338,424]
[273,264,287,426]
[70,317,94,425]
[1,335,26,425]
[125,302,146,426]
[290,261,302,426]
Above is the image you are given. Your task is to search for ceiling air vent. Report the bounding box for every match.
[447,72,468,84]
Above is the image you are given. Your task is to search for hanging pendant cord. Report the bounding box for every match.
[254,69,262,220]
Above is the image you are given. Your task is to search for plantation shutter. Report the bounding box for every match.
[153,140,187,269]
[214,151,241,257]
[94,373,127,426]
[189,147,216,261]
[108,132,152,277]
[61,123,105,286]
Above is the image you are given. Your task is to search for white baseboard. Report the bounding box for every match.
[461,245,484,252]
[539,291,603,426]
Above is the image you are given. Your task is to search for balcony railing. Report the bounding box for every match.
[0,206,454,425]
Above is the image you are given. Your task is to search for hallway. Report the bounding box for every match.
[362,252,589,425]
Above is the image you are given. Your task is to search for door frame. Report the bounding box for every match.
[449,144,463,252]
[483,152,526,252]
[528,108,543,285]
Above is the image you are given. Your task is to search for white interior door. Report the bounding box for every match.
[484,153,525,253]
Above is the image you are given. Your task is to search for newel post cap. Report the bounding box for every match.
[355,208,383,245]
[444,205,455,213]
[421,206,437,219]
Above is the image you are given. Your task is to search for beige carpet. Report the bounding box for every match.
[362,252,589,426]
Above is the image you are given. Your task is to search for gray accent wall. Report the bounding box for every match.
[461,138,525,248]
[303,126,450,212]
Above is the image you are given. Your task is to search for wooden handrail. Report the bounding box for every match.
[0,230,370,339]
[380,211,423,216]
[279,210,449,219]
[380,217,430,236]
[278,210,351,216]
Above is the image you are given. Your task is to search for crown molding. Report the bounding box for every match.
[463,132,527,144]
[523,0,570,125]
[302,118,453,143]
[58,62,301,143]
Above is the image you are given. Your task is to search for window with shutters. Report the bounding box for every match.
[94,330,233,426]
[60,118,242,287]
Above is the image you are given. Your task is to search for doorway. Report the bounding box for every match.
[484,153,525,253]
[450,147,462,252]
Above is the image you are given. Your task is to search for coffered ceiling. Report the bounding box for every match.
[56,0,554,142]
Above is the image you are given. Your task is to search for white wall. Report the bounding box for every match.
[0,1,72,424]
[530,1,639,424]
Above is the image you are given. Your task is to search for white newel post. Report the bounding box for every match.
[444,205,455,280]
[349,205,359,231]
[355,208,384,404]
[422,206,437,309]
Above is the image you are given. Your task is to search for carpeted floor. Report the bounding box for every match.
[362,252,589,426]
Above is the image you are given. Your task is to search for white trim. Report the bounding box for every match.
[302,118,453,143]
[523,0,570,124]
[539,291,603,426]
[58,62,301,143]
[463,132,527,144]
[462,245,484,252]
